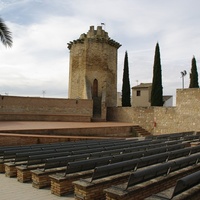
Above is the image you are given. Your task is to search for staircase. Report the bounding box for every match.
[132,125,152,137]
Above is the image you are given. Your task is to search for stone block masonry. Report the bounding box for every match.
[107,88,200,135]
[68,26,121,107]
[0,96,93,121]
[73,172,131,200]
[50,170,94,196]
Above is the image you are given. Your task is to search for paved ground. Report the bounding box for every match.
[0,173,74,200]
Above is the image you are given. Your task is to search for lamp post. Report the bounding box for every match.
[181,70,187,89]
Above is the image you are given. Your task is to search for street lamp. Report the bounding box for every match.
[181,70,187,89]
[42,90,46,97]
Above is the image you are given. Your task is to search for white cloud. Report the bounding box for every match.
[0,0,199,104]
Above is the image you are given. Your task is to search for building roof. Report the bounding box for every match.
[132,83,152,89]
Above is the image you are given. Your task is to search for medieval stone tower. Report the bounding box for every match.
[67,26,121,119]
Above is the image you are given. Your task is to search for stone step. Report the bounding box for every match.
[132,125,151,137]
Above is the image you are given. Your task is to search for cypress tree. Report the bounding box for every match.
[122,51,131,107]
[151,43,163,106]
[189,56,199,88]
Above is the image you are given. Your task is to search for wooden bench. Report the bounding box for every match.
[73,152,200,200]
[31,153,94,189]
[49,156,113,196]
[30,143,162,188]
[149,170,200,199]
[16,141,172,182]
[50,151,170,196]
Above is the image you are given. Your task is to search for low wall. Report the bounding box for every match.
[0,113,91,122]
[0,133,109,146]
[0,96,93,121]
[107,89,200,135]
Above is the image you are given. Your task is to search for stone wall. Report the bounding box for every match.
[0,133,102,146]
[107,88,200,134]
[68,26,121,107]
[0,96,93,120]
[107,106,154,132]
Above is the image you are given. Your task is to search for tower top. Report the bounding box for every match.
[67,25,121,50]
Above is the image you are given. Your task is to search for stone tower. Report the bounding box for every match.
[67,26,121,118]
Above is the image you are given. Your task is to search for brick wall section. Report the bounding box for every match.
[4,163,17,177]
[50,170,94,196]
[0,133,111,146]
[104,164,200,200]
[0,96,93,120]
[0,113,91,122]
[107,88,200,134]
[73,172,130,200]
[0,163,5,173]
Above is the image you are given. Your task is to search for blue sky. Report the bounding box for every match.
[0,0,200,104]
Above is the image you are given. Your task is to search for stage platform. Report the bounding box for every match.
[0,121,135,136]
[0,121,140,146]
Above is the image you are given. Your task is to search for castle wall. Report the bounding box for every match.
[0,96,93,121]
[107,88,200,134]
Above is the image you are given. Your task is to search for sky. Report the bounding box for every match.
[0,0,200,105]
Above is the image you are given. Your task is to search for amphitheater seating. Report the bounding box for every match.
[2,139,139,164]
[125,152,200,190]
[145,131,195,141]
[41,141,176,171]
[125,162,174,190]
[91,158,139,182]
[43,153,90,171]
[150,170,200,199]
[170,170,200,199]
[73,151,200,200]
[1,134,200,199]
[90,146,200,183]
[91,152,169,182]
[64,156,113,175]
[28,139,174,170]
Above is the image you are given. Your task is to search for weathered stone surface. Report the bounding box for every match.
[68,26,121,107]
[107,88,200,134]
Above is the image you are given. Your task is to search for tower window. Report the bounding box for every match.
[92,79,98,97]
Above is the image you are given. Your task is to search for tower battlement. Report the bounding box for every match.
[67,26,121,49]
[86,25,108,39]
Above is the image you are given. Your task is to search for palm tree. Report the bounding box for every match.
[0,17,12,48]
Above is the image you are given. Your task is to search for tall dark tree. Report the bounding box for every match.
[0,17,12,48]
[151,43,163,106]
[189,56,199,88]
[122,51,131,107]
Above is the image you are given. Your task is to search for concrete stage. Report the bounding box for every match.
[0,121,134,131]
[0,121,136,138]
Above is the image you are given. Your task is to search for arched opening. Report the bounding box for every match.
[92,79,98,97]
